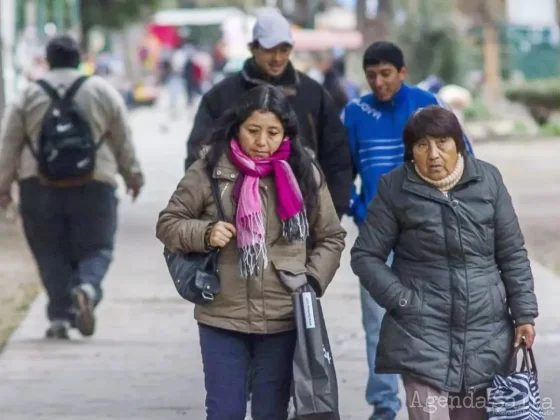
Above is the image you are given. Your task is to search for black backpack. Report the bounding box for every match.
[29,76,100,182]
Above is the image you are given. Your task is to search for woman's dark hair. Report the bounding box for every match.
[203,84,323,215]
[402,105,466,161]
[46,35,81,69]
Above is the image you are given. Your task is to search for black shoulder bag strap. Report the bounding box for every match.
[205,166,228,273]
[207,166,226,222]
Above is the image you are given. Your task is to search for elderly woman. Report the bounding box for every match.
[350,105,538,420]
[156,85,346,420]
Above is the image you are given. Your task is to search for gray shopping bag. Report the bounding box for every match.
[292,284,340,420]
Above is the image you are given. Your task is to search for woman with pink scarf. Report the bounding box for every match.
[157,85,346,420]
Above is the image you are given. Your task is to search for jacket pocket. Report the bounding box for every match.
[391,287,425,333]
[270,259,308,295]
[490,275,508,323]
[266,260,306,321]
[485,224,495,256]
[271,259,307,276]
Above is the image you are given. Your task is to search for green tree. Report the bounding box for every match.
[392,0,467,85]
[80,0,161,48]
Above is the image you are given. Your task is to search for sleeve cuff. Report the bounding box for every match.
[515,316,535,326]
[306,274,324,298]
[203,222,217,252]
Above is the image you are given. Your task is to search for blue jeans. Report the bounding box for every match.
[19,178,117,322]
[166,75,183,109]
[199,323,296,420]
[360,252,401,415]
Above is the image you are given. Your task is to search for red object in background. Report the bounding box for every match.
[193,62,203,83]
[148,24,181,48]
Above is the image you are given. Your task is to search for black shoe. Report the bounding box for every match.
[370,408,397,420]
[71,287,95,337]
[45,321,70,339]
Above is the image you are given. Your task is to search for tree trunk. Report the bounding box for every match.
[0,25,5,122]
[376,0,393,39]
[478,0,501,103]
[292,0,310,27]
[356,0,366,33]
[358,0,393,48]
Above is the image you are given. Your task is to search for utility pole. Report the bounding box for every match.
[408,0,418,15]
[479,0,501,103]
[0,18,5,121]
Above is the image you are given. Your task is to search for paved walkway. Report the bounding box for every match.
[0,111,559,419]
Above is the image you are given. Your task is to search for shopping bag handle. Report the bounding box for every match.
[511,340,538,380]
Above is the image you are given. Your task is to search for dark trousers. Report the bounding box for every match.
[19,178,118,322]
[198,323,297,420]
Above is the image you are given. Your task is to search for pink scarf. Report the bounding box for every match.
[229,139,309,279]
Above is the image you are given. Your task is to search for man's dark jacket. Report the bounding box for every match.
[185,59,352,218]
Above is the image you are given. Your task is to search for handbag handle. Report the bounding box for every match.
[511,341,538,380]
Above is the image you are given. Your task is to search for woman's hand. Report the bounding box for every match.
[514,324,536,348]
[209,222,237,248]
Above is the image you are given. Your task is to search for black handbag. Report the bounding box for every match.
[163,168,226,304]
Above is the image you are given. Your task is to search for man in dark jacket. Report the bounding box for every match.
[185,11,352,219]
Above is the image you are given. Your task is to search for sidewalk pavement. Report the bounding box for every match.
[0,216,558,419]
[0,111,558,419]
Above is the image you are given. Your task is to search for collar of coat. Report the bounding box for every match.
[241,59,299,96]
[402,154,482,202]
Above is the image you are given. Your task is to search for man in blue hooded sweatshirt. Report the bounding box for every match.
[342,41,474,420]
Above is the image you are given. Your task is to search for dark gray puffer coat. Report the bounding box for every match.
[350,156,538,393]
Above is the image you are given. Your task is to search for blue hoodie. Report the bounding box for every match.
[341,83,474,225]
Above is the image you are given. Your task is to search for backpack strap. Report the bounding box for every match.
[27,79,61,159]
[36,76,89,104]
[28,76,92,159]
[61,75,89,104]
[35,80,61,102]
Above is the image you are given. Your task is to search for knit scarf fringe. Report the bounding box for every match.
[238,210,309,279]
[283,210,309,242]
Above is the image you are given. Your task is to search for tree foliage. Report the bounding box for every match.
[81,0,161,30]
[79,0,161,47]
[392,0,467,85]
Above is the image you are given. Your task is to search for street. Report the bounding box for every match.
[0,107,558,419]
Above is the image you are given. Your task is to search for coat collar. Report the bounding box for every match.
[212,153,240,182]
[241,59,299,96]
[402,154,482,204]
[372,83,410,109]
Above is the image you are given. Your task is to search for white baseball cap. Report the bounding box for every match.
[252,12,294,49]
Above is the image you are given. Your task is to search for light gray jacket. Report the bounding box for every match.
[0,68,143,193]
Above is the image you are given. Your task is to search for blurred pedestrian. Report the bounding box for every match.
[438,84,473,126]
[0,35,144,339]
[157,85,346,420]
[351,106,538,420]
[185,11,352,220]
[341,41,474,420]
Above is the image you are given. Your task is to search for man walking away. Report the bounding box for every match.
[0,35,144,340]
[341,41,474,420]
[185,11,352,219]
